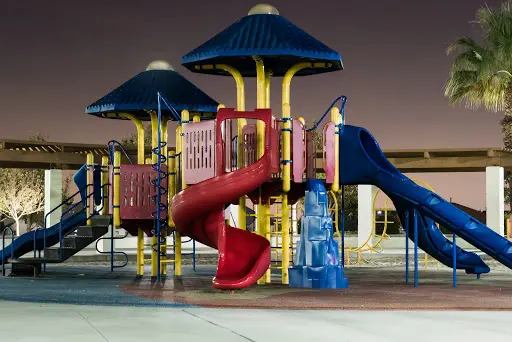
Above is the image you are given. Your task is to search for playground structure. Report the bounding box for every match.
[2,4,512,289]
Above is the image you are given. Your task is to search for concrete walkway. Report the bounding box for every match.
[0,301,511,342]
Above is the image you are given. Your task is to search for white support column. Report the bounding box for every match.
[226,204,239,227]
[486,166,505,235]
[358,184,377,249]
[44,170,62,227]
[291,203,298,234]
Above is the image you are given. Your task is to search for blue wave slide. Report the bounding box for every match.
[0,165,90,265]
[339,125,512,274]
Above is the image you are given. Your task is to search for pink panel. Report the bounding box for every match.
[242,124,257,167]
[119,164,168,220]
[184,121,216,184]
[306,132,317,179]
[323,122,336,184]
[270,117,280,174]
[292,119,306,183]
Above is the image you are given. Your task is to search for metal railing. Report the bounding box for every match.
[95,226,129,271]
[1,224,15,276]
[107,140,133,164]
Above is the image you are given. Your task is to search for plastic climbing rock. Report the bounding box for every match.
[289,179,348,288]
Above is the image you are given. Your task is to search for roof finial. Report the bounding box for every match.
[248,3,279,15]
[146,60,174,71]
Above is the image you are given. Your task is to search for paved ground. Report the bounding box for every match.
[1,301,511,342]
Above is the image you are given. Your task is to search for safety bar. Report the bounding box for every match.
[107,140,133,165]
[306,95,347,132]
[95,228,129,271]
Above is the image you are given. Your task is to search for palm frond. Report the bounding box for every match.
[445,1,512,113]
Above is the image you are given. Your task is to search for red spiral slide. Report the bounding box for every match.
[171,109,273,289]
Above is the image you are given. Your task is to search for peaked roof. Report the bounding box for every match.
[181,14,343,77]
[86,69,219,121]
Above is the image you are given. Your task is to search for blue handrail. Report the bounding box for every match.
[95,228,129,271]
[1,226,14,276]
[33,227,44,258]
[57,183,109,260]
[152,92,169,281]
[306,95,347,132]
[107,140,133,165]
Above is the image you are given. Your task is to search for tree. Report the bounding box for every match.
[445,1,512,208]
[28,175,73,229]
[0,169,44,236]
[120,124,152,149]
[295,118,358,230]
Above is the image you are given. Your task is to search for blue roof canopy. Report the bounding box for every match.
[86,69,219,121]
[181,14,343,77]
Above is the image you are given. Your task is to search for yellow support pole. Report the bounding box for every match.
[174,124,184,277]
[105,113,145,163]
[181,110,190,191]
[101,156,109,215]
[106,112,146,277]
[255,57,268,285]
[149,113,158,278]
[86,153,94,226]
[161,116,168,277]
[265,69,271,108]
[331,107,340,193]
[282,62,312,193]
[280,63,315,284]
[168,150,181,276]
[113,152,121,227]
[216,64,247,231]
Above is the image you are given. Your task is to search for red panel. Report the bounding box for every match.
[323,122,336,184]
[119,164,168,220]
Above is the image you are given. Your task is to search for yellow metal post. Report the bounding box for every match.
[282,63,312,193]
[216,65,247,230]
[149,113,159,278]
[101,156,109,215]
[175,124,184,276]
[113,152,121,227]
[181,110,190,191]
[106,113,145,163]
[280,63,315,283]
[168,150,182,276]
[331,107,340,193]
[161,116,168,277]
[86,153,94,226]
[255,57,268,284]
[265,69,271,108]
[107,112,145,277]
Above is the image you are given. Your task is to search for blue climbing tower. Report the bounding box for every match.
[289,179,348,288]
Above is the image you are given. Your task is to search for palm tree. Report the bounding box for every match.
[445,1,512,209]
[445,1,512,149]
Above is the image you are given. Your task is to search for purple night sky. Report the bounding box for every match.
[0,0,506,209]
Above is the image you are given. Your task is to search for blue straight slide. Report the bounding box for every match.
[339,125,512,274]
[0,212,86,264]
[0,165,90,265]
